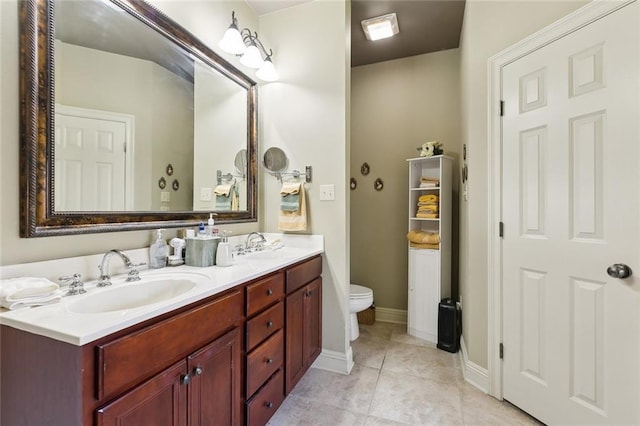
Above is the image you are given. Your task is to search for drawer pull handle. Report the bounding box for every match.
[266,357,274,364]
[306,290,312,297]
[180,374,190,385]
[265,401,274,409]
[266,289,273,296]
[193,366,203,376]
[266,320,274,328]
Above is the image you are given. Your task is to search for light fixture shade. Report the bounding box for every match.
[240,44,264,69]
[219,26,246,55]
[361,12,399,41]
[256,57,278,82]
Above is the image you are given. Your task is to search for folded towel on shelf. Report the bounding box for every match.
[416,212,439,219]
[407,230,440,244]
[409,242,440,250]
[420,176,440,183]
[418,194,439,203]
[417,203,438,211]
[280,182,301,212]
[279,183,307,232]
[0,277,62,310]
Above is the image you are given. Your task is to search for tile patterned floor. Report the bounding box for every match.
[268,321,542,426]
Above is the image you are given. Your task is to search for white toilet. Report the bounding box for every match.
[349,284,374,341]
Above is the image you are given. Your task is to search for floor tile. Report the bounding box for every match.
[267,395,367,426]
[369,369,463,425]
[357,321,404,341]
[289,363,380,415]
[383,341,460,384]
[364,415,412,425]
[351,336,388,370]
[459,383,543,426]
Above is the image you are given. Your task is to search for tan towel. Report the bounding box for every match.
[407,230,440,244]
[214,184,232,196]
[420,176,440,183]
[418,194,439,203]
[416,212,438,219]
[278,184,307,231]
[410,242,440,250]
[417,204,438,212]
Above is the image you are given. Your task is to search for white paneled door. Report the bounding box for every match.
[55,107,130,211]
[501,2,639,424]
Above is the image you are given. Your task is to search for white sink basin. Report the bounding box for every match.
[68,274,203,314]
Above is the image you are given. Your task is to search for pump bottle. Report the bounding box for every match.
[149,229,168,268]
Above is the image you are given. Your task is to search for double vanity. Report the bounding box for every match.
[0,235,323,426]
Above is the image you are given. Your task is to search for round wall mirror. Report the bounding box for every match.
[263,147,287,173]
[234,149,248,177]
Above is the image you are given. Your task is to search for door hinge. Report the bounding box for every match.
[499,221,504,238]
[500,100,505,117]
[123,141,127,153]
[499,343,504,359]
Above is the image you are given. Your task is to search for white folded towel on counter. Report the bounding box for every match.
[0,277,62,310]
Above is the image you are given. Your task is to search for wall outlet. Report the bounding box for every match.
[160,191,171,202]
[319,184,335,201]
[200,187,212,202]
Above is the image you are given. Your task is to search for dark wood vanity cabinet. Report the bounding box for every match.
[285,256,323,394]
[0,255,323,426]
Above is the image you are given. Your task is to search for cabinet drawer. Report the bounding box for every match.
[246,272,284,317]
[246,329,284,397]
[246,369,284,426]
[246,302,284,351]
[97,290,242,400]
[286,255,322,294]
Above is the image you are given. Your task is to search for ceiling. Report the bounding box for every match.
[246,0,466,67]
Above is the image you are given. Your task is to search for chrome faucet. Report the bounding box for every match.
[97,249,138,287]
[246,232,267,251]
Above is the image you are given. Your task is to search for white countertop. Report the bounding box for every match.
[0,234,323,346]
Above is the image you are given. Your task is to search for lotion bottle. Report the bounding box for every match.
[206,213,215,236]
[216,231,233,267]
[149,229,168,268]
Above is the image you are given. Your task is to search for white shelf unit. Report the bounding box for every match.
[406,155,453,343]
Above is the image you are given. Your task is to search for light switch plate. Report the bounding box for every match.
[319,184,335,201]
[160,191,171,202]
[200,187,212,201]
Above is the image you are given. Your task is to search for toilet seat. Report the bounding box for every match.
[350,284,373,299]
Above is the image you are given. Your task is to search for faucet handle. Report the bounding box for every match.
[126,263,146,282]
[59,273,86,296]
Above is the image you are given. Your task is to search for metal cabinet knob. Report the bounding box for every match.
[266,320,274,328]
[265,401,274,409]
[266,289,273,296]
[607,263,632,279]
[180,374,190,385]
[266,357,273,364]
[193,366,203,376]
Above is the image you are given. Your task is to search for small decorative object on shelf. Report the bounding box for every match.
[417,141,443,157]
[360,162,370,175]
[158,177,166,189]
[172,179,180,191]
[374,178,384,191]
[350,177,357,190]
[166,164,174,176]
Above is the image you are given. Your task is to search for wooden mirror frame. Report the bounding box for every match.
[19,0,258,237]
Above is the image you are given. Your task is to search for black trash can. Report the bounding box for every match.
[437,298,460,353]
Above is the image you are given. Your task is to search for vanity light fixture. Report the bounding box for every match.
[361,12,399,41]
[219,11,279,82]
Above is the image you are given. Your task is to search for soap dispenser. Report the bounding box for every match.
[206,213,216,236]
[216,231,233,267]
[149,229,168,269]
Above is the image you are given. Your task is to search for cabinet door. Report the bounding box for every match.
[188,328,242,426]
[96,360,187,426]
[303,278,322,366]
[285,285,305,394]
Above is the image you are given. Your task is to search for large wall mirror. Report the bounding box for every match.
[20,0,258,237]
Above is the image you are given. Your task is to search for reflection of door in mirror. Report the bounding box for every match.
[55,106,133,211]
[193,61,248,212]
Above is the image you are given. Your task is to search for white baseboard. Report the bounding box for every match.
[312,347,353,375]
[459,336,490,393]
[375,307,407,324]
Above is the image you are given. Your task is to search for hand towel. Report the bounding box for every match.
[215,183,235,210]
[420,176,440,183]
[418,194,439,203]
[280,182,301,212]
[0,277,62,310]
[409,242,440,250]
[231,185,239,211]
[278,184,307,232]
[407,230,440,244]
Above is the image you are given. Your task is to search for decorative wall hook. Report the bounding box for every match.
[361,162,370,175]
[374,178,384,191]
[350,177,357,190]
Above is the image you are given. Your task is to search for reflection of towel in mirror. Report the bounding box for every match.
[215,183,236,211]
[279,183,307,231]
[1,277,62,310]
[280,182,301,212]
